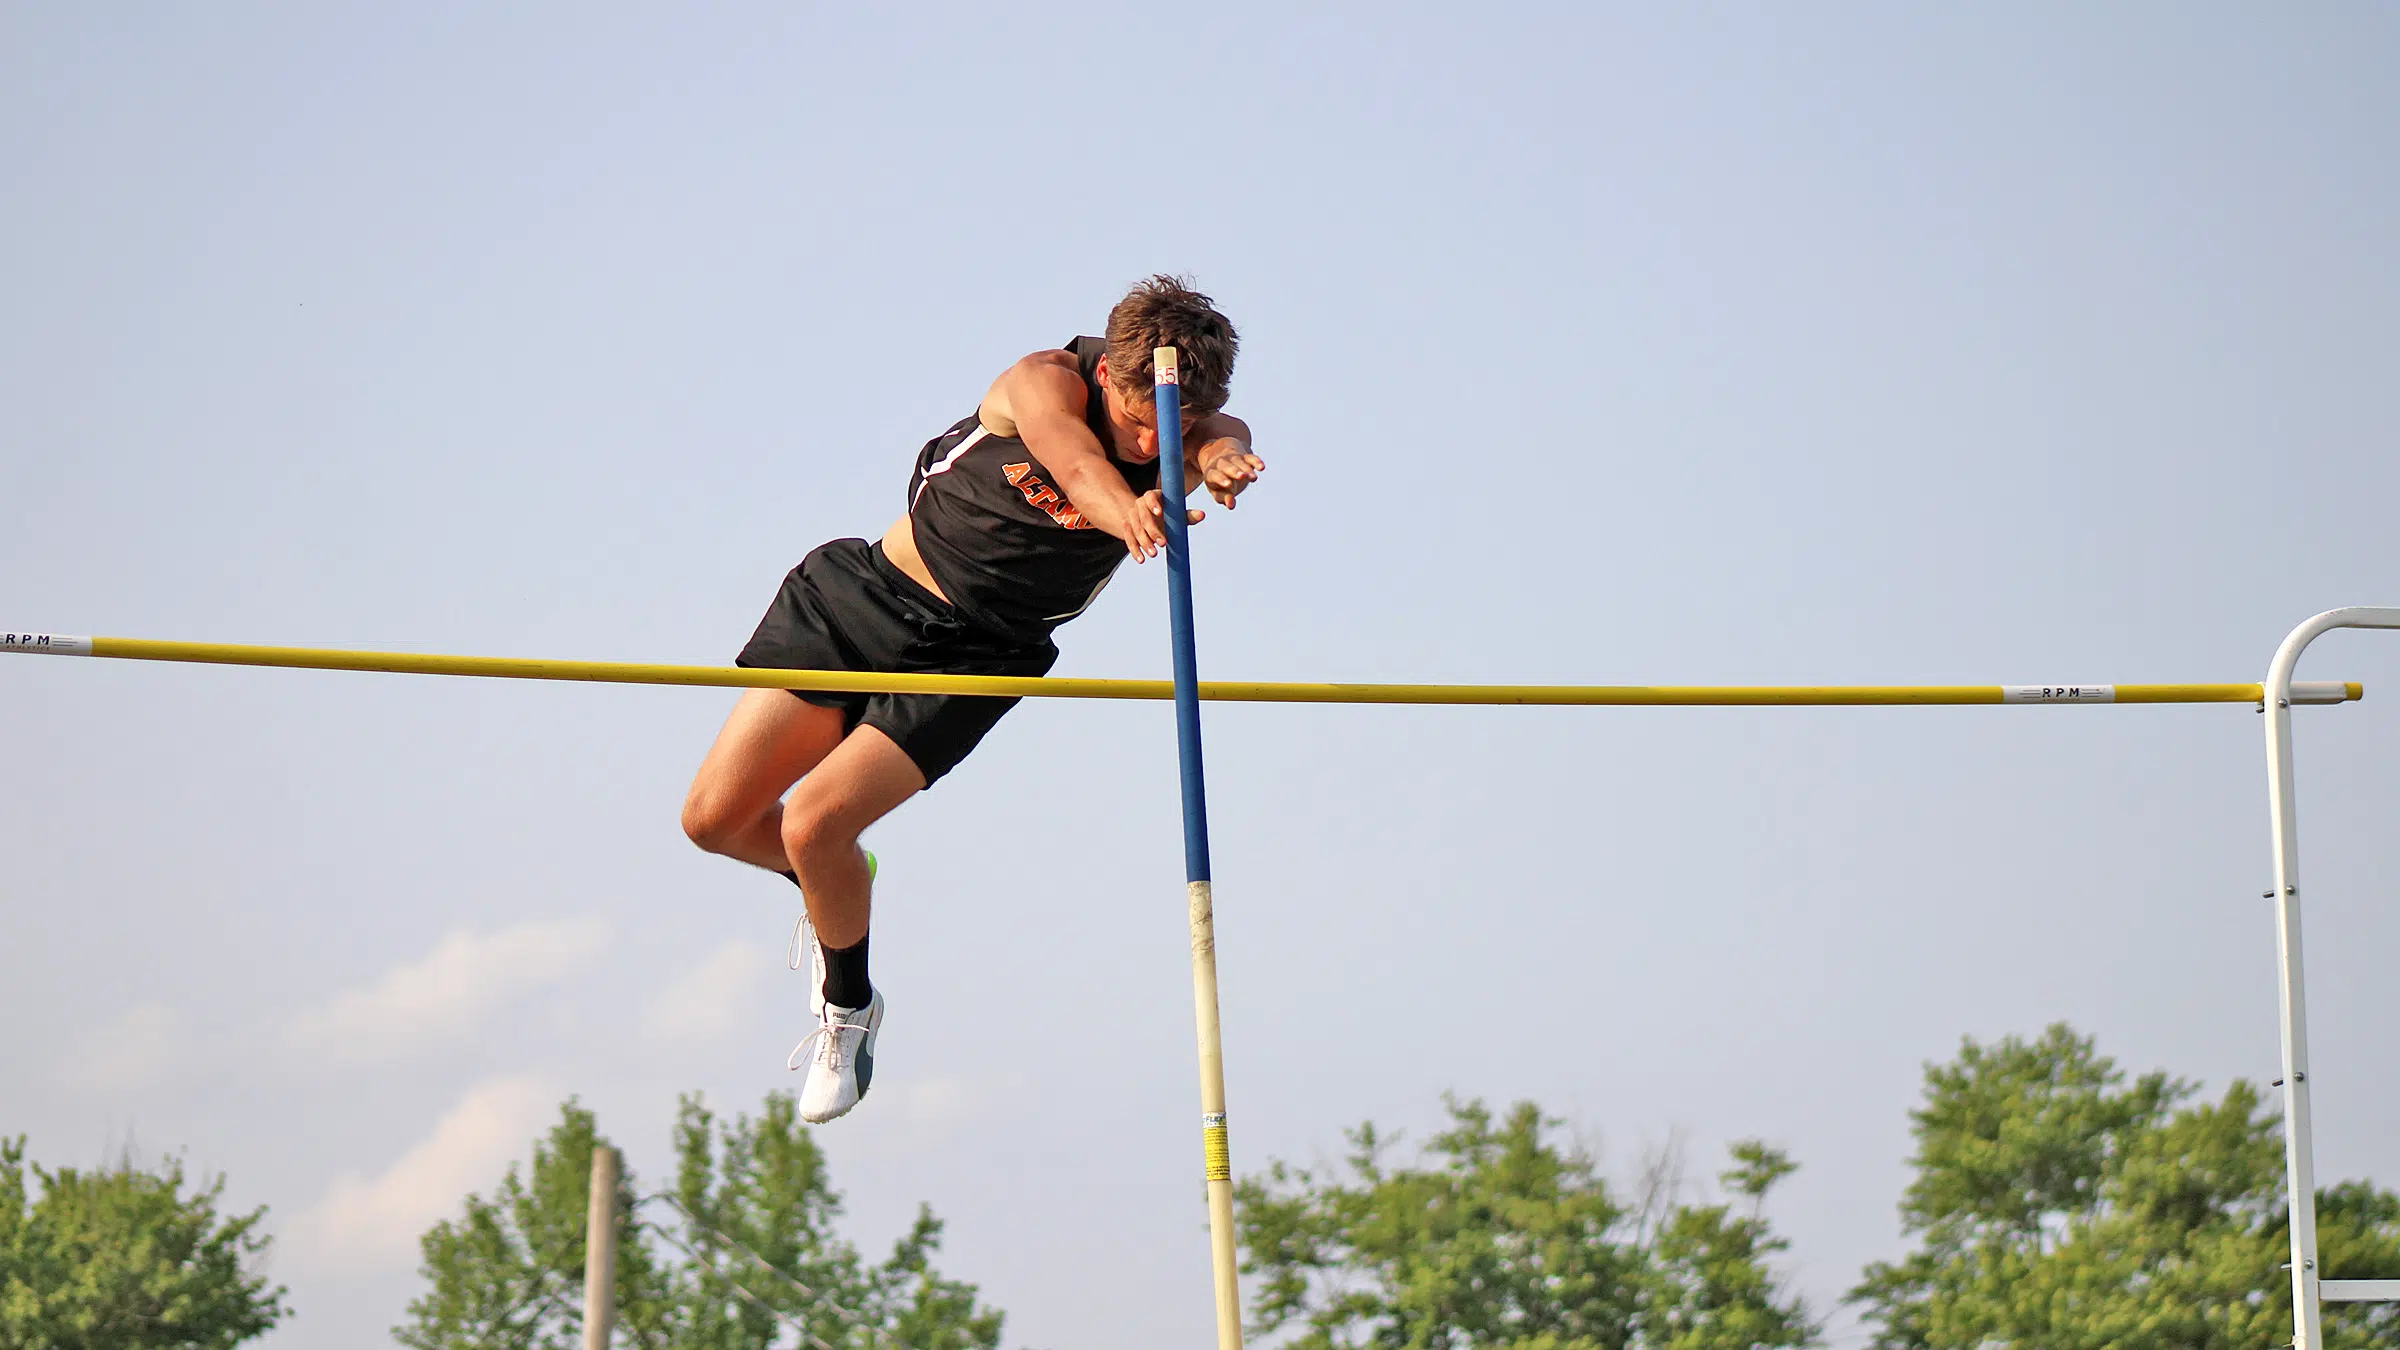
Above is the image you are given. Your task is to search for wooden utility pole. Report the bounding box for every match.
[584,1145,619,1350]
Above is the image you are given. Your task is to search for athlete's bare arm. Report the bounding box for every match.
[973,349,1079,440]
[880,350,1264,598]
[981,351,1188,562]
[1188,412,1262,509]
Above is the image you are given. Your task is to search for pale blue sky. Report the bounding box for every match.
[4,5,2397,1347]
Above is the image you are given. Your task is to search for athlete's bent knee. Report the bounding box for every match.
[780,802,856,868]
[681,790,744,856]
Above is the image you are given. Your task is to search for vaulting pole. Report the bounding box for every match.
[1152,346,1242,1350]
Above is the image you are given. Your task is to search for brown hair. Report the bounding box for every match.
[1104,275,1239,417]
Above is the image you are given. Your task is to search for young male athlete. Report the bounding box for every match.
[681,277,1262,1123]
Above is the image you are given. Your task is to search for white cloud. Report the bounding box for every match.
[67,1001,187,1091]
[645,941,773,1045]
[289,1074,557,1271]
[287,919,609,1062]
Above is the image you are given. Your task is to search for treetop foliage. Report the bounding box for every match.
[397,1091,1002,1350]
[0,1136,287,1350]
[1234,1095,1816,1350]
[1850,1022,2400,1350]
[14,1020,2392,1350]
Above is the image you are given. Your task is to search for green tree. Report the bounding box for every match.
[398,1091,1002,1350]
[0,1136,288,1349]
[1235,1096,1817,1350]
[398,1098,674,1350]
[661,1092,1000,1350]
[1849,1023,2400,1349]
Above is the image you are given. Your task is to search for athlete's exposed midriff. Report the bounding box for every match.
[875,516,944,601]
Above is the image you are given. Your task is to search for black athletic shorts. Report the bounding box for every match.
[735,538,1058,787]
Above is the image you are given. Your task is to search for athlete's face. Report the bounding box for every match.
[1096,357,1199,464]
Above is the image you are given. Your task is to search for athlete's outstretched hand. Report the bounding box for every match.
[1200,446,1266,508]
[1124,489,1205,562]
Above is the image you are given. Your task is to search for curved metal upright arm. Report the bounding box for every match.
[2264,607,2400,1350]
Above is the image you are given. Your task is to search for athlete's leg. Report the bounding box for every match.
[780,724,925,949]
[682,690,850,871]
[781,723,920,1122]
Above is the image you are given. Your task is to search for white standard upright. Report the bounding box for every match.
[2262,607,2400,1350]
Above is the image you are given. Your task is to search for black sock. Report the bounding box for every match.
[821,933,872,1009]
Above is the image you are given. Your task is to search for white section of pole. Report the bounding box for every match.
[0,632,92,655]
[1998,684,2115,703]
[584,1145,620,1350]
[1188,879,1242,1350]
[2263,607,2400,1350]
[2289,681,2358,706]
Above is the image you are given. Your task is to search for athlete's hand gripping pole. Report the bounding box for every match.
[1154,346,1243,1350]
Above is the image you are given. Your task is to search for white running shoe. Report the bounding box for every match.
[787,850,876,1022]
[792,990,883,1123]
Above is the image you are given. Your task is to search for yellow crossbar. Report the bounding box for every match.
[0,634,2363,707]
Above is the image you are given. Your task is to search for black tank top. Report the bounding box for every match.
[906,336,1161,642]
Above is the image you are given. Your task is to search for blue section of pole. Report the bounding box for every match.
[1154,353,1212,885]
